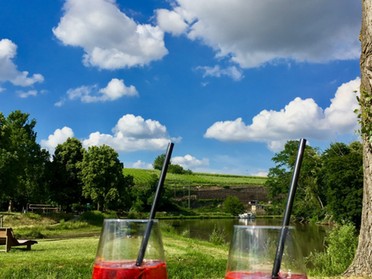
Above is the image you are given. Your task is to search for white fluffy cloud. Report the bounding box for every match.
[0,38,44,86]
[172,154,209,170]
[204,78,360,151]
[129,160,153,169]
[40,126,74,154]
[40,114,179,155]
[82,114,180,152]
[161,0,360,68]
[196,65,243,81]
[156,9,188,36]
[53,0,168,69]
[56,78,137,106]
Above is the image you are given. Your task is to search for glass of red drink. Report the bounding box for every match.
[92,219,168,279]
[225,225,307,279]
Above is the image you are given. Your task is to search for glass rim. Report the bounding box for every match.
[233,225,295,230]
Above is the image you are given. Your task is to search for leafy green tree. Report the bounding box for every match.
[153,154,165,170]
[0,110,50,210]
[153,153,191,174]
[168,164,185,174]
[265,140,323,220]
[223,196,245,216]
[319,142,363,227]
[49,138,85,211]
[130,174,172,212]
[80,145,127,211]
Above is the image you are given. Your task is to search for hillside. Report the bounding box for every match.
[124,168,269,205]
[125,168,267,187]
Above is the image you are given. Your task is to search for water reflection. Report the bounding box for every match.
[162,218,329,257]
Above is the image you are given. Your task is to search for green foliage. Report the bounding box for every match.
[79,210,117,226]
[0,110,50,209]
[209,226,226,245]
[265,140,363,224]
[80,145,129,211]
[153,153,191,174]
[153,154,165,170]
[49,138,85,211]
[168,163,186,174]
[130,174,173,212]
[319,142,363,227]
[222,196,245,216]
[265,140,323,218]
[356,88,372,143]
[306,223,358,276]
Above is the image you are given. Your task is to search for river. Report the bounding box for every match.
[162,218,330,257]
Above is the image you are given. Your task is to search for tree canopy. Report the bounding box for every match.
[266,140,363,225]
[80,145,128,211]
[49,137,85,211]
[0,110,50,209]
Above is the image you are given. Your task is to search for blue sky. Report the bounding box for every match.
[0,0,361,176]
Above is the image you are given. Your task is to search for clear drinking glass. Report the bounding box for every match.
[92,219,168,279]
[225,225,307,279]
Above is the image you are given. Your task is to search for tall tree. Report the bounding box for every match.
[346,0,372,274]
[80,145,127,211]
[0,110,49,209]
[49,138,84,211]
[265,140,323,220]
[319,142,363,228]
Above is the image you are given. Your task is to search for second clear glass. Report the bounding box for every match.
[225,225,307,279]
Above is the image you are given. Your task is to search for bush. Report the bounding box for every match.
[306,223,358,276]
[209,226,226,245]
[222,196,245,216]
[80,210,117,226]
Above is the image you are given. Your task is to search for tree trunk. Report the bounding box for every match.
[345,0,372,275]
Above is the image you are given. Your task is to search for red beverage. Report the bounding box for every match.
[92,260,168,279]
[225,271,308,279]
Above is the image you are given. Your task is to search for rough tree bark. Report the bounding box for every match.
[345,0,372,275]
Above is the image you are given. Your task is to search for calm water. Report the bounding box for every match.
[162,218,329,257]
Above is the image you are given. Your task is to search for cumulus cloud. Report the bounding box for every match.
[17,89,47,98]
[164,0,360,68]
[56,78,138,105]
[251,171,268,177]
[82,114,180,152]
[53,0,168,69]
[40,127,74,155]
[156,9,188,35]
[196,65,243,81]
[172,154,209,170]
[204,78,360,151]
[0,38,44,86]
[129,160,153,169]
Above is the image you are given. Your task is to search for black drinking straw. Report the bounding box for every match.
[271,138,306,278]
[136,142,174,266]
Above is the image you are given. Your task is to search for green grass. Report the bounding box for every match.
[125,168,267,188]
[0,232,228,278]
[0,212,228,278]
